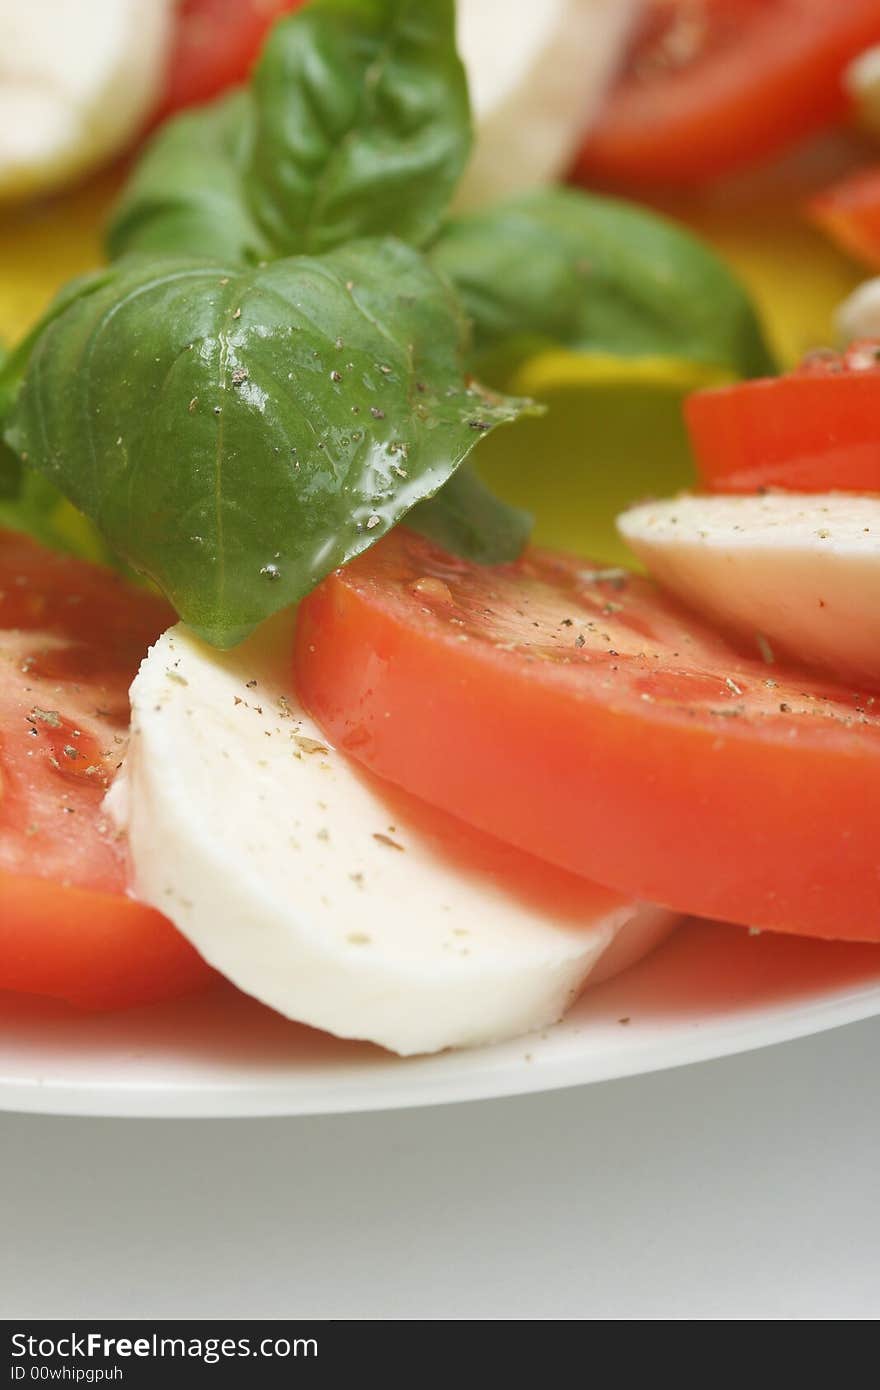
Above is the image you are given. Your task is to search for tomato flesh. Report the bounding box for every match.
[0,875,211,1011]
[807,166,880,271]
[575,0,880,189]
[154,0,304,123]
[686,341,880,493]
[295,528,880,943]
[0,529,214,1009]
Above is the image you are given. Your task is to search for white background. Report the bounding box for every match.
[2,1016,879,1320]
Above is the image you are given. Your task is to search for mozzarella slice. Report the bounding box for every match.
[619,493,880,685]
[837,277,880,343]
[107,618,676,1055]
[0,0,173,201]
[455,0,639,207]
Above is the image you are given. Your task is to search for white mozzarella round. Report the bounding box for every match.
[455,0,639,207]
[0,0,173,201]
[107,617,676,1055]
[619,492,880,685]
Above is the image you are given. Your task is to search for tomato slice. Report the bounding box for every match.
[686,341,880,493]
[0,875,211,1012]
[295,527,880,943]
[0,529,214,1009]
[154,0,304,123]
[807,165,880,270]
[574,0,880,189]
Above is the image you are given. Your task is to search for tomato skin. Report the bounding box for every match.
[0,873,213,1011]
[686,342,880,493]
[575,0,880,189]
[154,0,304,122]
[295,529,880,943]
[0,528,215,1010]
[807,166,880,270]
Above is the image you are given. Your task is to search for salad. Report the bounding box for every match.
[2,0,880,1057]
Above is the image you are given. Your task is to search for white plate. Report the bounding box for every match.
[3,919,880,1117]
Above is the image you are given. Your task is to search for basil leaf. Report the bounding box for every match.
[5,240,525,647]
[0,469,55,530]
[0,271,116,505]
[107,0,470,264]
[431,188,777,381]
[408,464,532,565]
[247,0,470,255]
[0,327,121,568]
[0,449,18,500]
[107,92,269,265]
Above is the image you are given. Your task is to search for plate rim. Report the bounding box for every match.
[2,974,879,1119]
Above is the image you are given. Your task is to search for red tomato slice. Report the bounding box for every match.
[686,341,880,493]
[0,875,211,1012]
[154,0,304,123]
[0,529,214,1009]
[807,166,880,270]
[575,0,880,189]
[295,528,880,943]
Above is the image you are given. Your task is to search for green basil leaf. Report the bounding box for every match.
[0,268,115,415]
[430,188,777,381]
[0,271,117,506]
[107,0,470,264]
[0,467,50,523]
[408,464,532,565]
[5,240,526,647]
[247,0,470,255]
[0,327,121,567]
[106,92,269,265]
[0,448,18,500]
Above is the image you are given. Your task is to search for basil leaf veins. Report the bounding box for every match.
[4,240,526,647]
[108,0,470,264]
